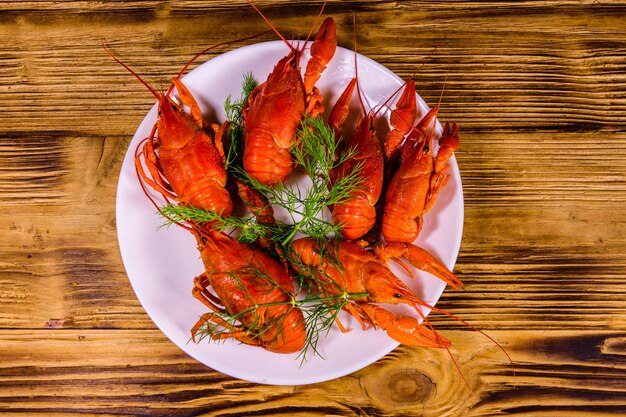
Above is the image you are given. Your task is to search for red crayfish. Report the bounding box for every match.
[242,1,337,185]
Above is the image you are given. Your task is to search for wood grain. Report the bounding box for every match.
[1,330,625,416]
[1,0,626,415]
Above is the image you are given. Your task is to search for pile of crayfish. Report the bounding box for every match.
[108,3,473,359]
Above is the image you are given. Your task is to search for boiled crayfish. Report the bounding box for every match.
[242,1,337,185]
[382,107,460,243]
[192,229,306,353]
[327,78,418,240]
[105,44,233,219]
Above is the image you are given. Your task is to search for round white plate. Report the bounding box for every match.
[116,41,463,385]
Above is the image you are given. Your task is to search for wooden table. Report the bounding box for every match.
[2,1,625,415]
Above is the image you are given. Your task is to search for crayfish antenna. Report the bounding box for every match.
[303,0,327,50]
[349,12,414,125]
[103,38,160,99]
[166,30,273,97]
[371,81,406,120]
[247,0,295,52]
[437,73,448,110]
[407,301,473,391]
[419,299,515,384]
[446,348,472,391]
[350,11,369,116]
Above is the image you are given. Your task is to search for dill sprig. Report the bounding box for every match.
[232,115,364,245]
[224,72,257,169]
[294,115,362,199]
[159,204,284,245]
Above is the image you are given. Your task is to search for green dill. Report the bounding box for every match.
[232,114,364,246]
[159,204,279,245]
[159,74,370,364]
[224,72,258,169]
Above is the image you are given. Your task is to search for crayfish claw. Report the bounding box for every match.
[359,304,451,348]
[376,242,463,290]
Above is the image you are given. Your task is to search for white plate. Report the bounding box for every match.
[116,41,464,385]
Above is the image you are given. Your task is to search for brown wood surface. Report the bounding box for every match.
[1,0,626,415]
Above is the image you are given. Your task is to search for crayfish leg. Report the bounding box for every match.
[191,312,261,348]
[333,315,351,333]
[191,312,236,343]
[343,302,371,331]
[424,169,451,214]
[138,142,176,198]
[192,273,225,314]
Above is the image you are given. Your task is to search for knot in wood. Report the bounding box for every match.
[365,368,434,407]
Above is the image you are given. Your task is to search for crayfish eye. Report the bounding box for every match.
[393,293,403,298]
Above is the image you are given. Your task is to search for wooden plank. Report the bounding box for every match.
[0,2,624,135]
[0,135,151,329]
[0,329,624,416]
[0,135,127,206]
[458,131,626,207]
